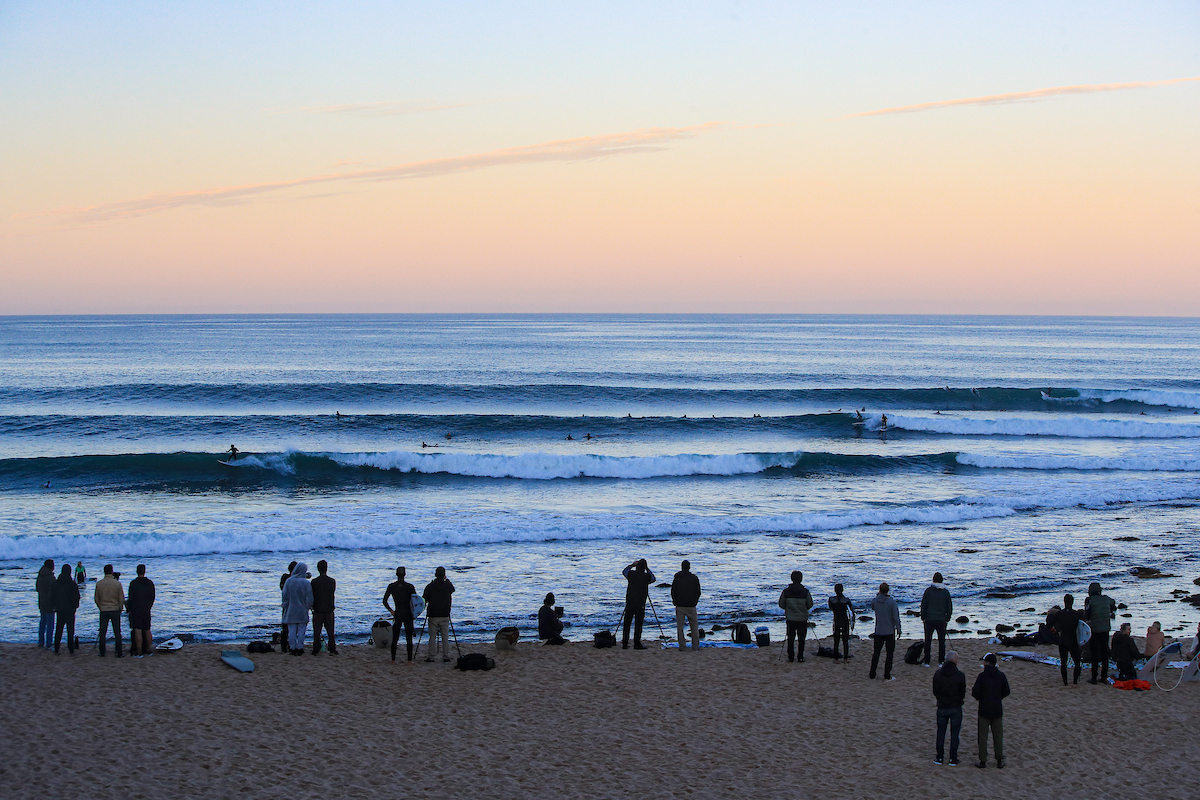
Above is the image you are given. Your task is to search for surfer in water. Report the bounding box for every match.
[881,414,888,429]
[855,410,864,422]
[227,444,239,461]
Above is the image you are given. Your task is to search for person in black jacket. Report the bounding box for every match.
[971,653,1011,769]
[382,566,417,663]
[1110,622,1142,681]
[538,592,566,644]
[932,651,966,766]
[828,584,855,661]
[671,560,702,651]
[310,560,337,655]
[423,567,455,663]
[51,564,80,655]
[920,572,953,666]
[621,559,655,650]
[1048,594,1084,686]
[36,559,56,650]
[127,564,156,657]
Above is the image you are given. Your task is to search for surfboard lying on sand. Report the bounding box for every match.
[998,650,1060,666]
[155,637,184,652]
[220,649,254,672]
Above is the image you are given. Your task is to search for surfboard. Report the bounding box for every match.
[218,460,237,467]
[220,649,254,673]
[155,637,184,652]
[411,595,426,618]
[997,650,1060,666]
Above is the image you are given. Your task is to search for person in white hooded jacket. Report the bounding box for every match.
[282,562,313,655]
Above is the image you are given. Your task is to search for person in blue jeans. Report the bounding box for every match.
[36,559,56,649]
[932,651,966,766]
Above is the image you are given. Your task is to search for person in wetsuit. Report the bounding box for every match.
[621,559,655,650]
[1049,594,1084,685]
[1083,582,1116,684]
[828,583,855,660]
[227,444,239,461]
[383,566,417,663]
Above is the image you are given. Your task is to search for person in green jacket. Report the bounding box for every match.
[920,572,953,666]
[1083,582,1117,684]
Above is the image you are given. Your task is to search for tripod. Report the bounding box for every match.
[645,593,668,640]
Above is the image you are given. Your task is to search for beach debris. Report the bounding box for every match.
[956,616,969,624]
[1113,536,1141,542]
[1132,567,1177,579]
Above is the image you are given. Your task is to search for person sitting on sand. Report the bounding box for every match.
[828,584,855,660]
[1048,594,1084,686]
[538,593,567,645]
[281,562,313,656]
[932,651,966,766]
[778,571,814,663]
[621,559,655,650]
[1083,582,1117,684]
[671,561,702,651]
[869,582,901,680]
[423,567,455,663]
[1110,622,1142,681]
[52,564,80,655]
[126,564,155,658]
[383,566,417,663]
[1144,621,1165,657]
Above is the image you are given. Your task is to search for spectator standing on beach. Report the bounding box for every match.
[778,571,814,663]
[1110,623,1142,681]
[383,567,418,663]
[671,560,702,651]
[126,564,155,658]
[1144,621,1164,657]
[94,564,125,658]
[971,653,1010,769]
[36,559,56,650]
[538,592,567,645]
[828,584,855,660]
[279,560,297,653]
[621,559,655,650]
[52,564,80,655]
[310,560,337,655]
[1083,582,1116,684]
[1048,594,1084,686]
[932,651,966,766]
[423,567,455,662]
[281,562,313,656]
[869,582,901,680]
[920,572,952,666]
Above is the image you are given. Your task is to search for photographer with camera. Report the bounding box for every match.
[538,592,567,645]
[621,559,656,650]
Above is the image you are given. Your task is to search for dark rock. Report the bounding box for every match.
[1117,603,1128,609]
[1113,536,1140,541]
[905,609,920,616]
[956,616,969,624]
[1120,613,1132,618]
[1158,599,1177,603]
[958,549,979,554]
[1019,607,1036,613]
[858,616,873,623]
[1132,567,1178,579]
[711,624,727,631]
[987,592,1018,599]
[1181,595,1200,607]
[995,624,1014,633]
[656,582,671,588]
[977,629,993,635]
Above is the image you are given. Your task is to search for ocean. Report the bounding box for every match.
[2,314,1198,645]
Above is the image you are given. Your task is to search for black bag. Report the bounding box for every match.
[247,641,275,653]
[455,652,495,671]
[731,623,752,645]
[594,630,617,649]
[903,640,924,665]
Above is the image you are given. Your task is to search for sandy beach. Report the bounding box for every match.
[2,635,1195,800]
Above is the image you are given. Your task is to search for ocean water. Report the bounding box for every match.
[2,314,1198,645]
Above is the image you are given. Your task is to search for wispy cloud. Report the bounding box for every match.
[841,77,1200,119]
[274,100,478,117]
[58,123,728,222]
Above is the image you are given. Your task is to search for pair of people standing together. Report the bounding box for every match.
[382,566,454,663]
[280,560,337,656]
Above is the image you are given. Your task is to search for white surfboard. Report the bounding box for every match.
[155,637,184,652]
[411,594,426,618]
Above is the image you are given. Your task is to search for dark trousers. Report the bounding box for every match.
[936,706,962,761]
[391,616,414,662]
[923,620,947,664]
[98,610,123,656]
[870,633,896,679]
[1089,634,1110,681]
[1116,660,1137,681]
[54,612,76,654]
[39,611,55,648]
[622,604,646,645]
[1058,641,1082,684]
[312,612,336,652]
[832,621,851,658]
[978,716,1003,763]
[786,620,808,660]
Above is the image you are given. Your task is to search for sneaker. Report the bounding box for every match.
[1088,678,1098,685]
[885,676,896,681]
[869,672,877,679]
[997,758,1006,769]
[974,761,986,769]
[934,757,943,765]
[798,656,805,663]
[328,648,339,655]
[948,759,958,767]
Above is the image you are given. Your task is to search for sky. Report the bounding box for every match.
[1,2,1198,315]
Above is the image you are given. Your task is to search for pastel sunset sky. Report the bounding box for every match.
[2,2,1197,314]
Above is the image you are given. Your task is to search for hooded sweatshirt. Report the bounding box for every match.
[52,570,80,615]
[932,660,967,708]
[778,583,814,622]
[1084,584,1116,634]
[871,592,901,636]
[920,582,953,623]
[36,564,56,613]
[971,663,1011,718]
[623,564,655,606]
[281,562,313,624]
[94,572,124,613]
[671,569,702,608]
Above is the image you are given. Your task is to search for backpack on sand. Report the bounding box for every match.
[731,623,752,645]
[903,640,924,665]
[594,630,617,649]
[455,653,495,671]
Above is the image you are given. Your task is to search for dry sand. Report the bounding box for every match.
[2,636,1195,799]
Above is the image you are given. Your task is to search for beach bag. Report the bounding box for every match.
[370,619,392,649]
[754,626,771,647]
[1077,620,1092,647]
[594,630,617,649]
[731,623,752,644]
[246,640,274,653]
[455,653,495,671]
[495,626,520,651]
[904,641,924,664]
